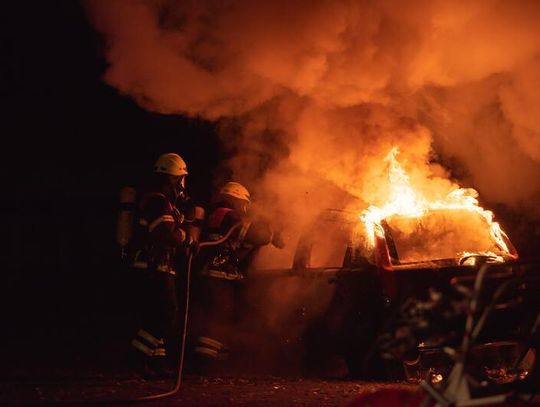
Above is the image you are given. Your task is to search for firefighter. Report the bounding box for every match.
[193,181,284,366]
[128,152,193,378]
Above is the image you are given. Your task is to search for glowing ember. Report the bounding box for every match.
[360,147,512,263]
[432,373,444,384]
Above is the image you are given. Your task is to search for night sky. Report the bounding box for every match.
[2,1,222,366]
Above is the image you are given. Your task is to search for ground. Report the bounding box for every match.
[0,369,415,406]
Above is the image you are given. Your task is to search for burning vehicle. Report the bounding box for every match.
[253,147,522,379]
[359,147,518,277]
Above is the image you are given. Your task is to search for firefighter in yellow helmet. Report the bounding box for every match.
[128,153,196,378]
[192,181,284,366]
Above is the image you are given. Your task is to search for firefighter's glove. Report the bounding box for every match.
[176,197,196,221]
[174,228,187,246]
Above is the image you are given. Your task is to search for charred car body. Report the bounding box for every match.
[302,207,521,375]
[248,148,532,381]
[252,206,525,379]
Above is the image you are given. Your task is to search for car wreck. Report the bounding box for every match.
[249,147,527,381]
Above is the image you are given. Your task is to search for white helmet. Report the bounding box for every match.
[220,182,250,202]
[154,153,188,176]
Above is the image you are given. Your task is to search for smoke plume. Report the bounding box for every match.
[84,0,540,375]
[85,0,540,248]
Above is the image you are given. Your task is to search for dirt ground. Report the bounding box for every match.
[0,369,415,406]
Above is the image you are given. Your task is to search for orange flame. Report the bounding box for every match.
[360,147,511,260]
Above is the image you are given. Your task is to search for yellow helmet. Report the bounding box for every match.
[219,182,250,202]
[154,153,188,176]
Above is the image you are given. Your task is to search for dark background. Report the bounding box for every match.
[1,1,223,369]
[2,1,539,374]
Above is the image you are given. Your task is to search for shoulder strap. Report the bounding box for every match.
[207,208,234,229]
[139,192,172,211]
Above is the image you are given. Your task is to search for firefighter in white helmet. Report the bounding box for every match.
[193,181,284,366]
[128,153,197,378]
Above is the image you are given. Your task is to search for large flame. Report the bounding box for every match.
[360,147,510,261]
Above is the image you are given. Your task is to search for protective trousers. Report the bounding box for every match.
[132,270,179,365]
[194,277,237,360]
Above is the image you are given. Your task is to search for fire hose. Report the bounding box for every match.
[26,223,243,405]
